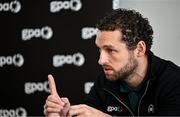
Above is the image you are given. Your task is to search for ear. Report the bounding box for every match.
[135,41,146,57]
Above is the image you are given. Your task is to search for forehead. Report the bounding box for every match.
[95,30,123,47]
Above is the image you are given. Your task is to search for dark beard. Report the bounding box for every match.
[106,53,138,81]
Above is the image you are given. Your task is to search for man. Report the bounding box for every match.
[44,8,180,116]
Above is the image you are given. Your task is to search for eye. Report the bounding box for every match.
[106,48,116,54]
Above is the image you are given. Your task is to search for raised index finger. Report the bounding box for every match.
[48,74,58,95]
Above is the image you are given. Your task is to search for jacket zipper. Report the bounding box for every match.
[103,88,135,117]
[137,80,150,117]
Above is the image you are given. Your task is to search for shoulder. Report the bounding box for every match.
[153,59,180,96]
[150,52,180,81]
[160,60,180,82]
[150,53,180,90]
[166,61,180,75]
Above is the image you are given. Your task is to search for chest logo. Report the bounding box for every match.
[107,106,124,112]
[148,104,154,114]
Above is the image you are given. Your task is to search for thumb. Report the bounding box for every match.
[48,74,58,95]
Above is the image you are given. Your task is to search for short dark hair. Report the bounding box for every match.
[96,8,153,54]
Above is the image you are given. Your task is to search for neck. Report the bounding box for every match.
[125,55,148,88]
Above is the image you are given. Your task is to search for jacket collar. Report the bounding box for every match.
[148,51,167,81]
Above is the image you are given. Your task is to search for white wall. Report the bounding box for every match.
[115,0,180,66]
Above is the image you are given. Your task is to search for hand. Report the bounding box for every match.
[68,104,111,117]
[43,74,70,117]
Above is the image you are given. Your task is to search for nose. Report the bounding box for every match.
[98,51,108,65]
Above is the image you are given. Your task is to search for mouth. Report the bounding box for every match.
[103,67,114,75]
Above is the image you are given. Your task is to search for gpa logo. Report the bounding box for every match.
[0,54,24,67]
[21,26,53,41]
[53,52,85,67]
[81,27,98,40]
[107,106,124,113]
[84,82,94,94]
[112,0,120,10]
[24,81,50,94]
[50,0,82,13]
[0,0,21,13]
[0,107,27,117]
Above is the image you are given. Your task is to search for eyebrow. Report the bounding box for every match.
[95,44,116,49]
[103,45,115,49]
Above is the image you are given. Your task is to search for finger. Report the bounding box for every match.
[70,104,86,109]
[61,97,71,115]
[47,95,65,106]
[44,104,47,109]
[46,100,64,110]
[48,74,58,95]
[45,106,62,113]
[43,108,47,115]
[68,105,85,116]
[61,97,70,106]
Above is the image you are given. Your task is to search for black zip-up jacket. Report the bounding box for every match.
[84,52,180,116]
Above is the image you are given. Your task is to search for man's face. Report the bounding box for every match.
[95,30,138,81]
